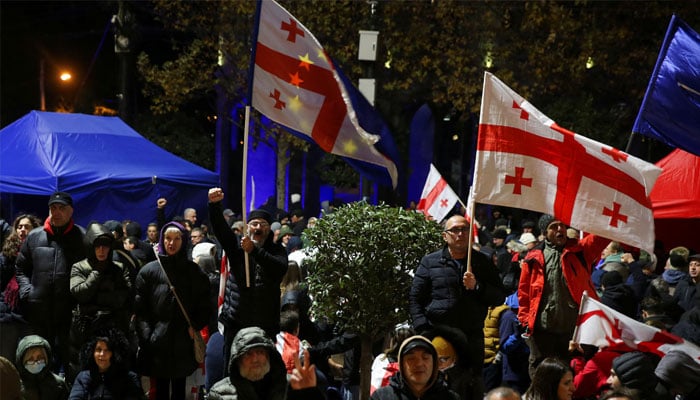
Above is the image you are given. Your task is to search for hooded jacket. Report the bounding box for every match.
[15,335,69,400]
[70,223,132,335]
[370,336,459,400]
[133,221,210,378]
[207,326,324,400]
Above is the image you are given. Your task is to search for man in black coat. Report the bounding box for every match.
[208,188,288,368]
[15,191,86,373]
[410,214,507,395]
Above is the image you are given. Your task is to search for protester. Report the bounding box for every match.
[485,386,522,400]
[208,188,288,367]
[0,354,23,400]
[522,357,574,400]
[370,324,414,394]
[0,213,41,360]
[425,325,476,399]
[68,223,132,381]
[517,215,607,377]
[207,326,324,400]
[606,351,660,400]
[133,221,210,400]
[410,214,506,394]
[69,329,145,399]
[654,350,700,399]
[370,335,460,400]
[16,191,86,374]
[15,334,69,400]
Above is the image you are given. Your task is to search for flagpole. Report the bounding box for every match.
[239,0,263,288]
[242,106,251,288]
[571,290,589,343]
[465,197,475,274]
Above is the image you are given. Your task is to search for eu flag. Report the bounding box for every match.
[632,15,700,157]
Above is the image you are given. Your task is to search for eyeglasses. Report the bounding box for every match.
[444,227,469,235]
[248,221,269,228]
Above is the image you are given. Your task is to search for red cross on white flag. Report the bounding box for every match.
[417,164,460,223]
[473,73,662,252]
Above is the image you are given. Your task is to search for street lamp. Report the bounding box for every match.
[39,59,73,111]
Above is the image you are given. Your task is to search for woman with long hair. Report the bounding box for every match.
[524,357,575,400]
[0,214,41,359]
[69,328,145,399]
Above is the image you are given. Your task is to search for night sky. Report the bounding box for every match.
[0,1,162,127]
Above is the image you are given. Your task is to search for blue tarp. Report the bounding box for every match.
[0,111,220,233]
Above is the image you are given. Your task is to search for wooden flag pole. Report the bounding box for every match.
[242,105,251,287]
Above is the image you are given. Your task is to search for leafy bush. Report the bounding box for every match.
[305,202,443,340]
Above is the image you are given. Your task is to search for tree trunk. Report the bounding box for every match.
[359,335,373,400]
[276,134,290,210]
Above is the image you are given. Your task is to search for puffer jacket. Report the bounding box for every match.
[483,303,509,364]
[209,201,288,337]
[15,218,86,322]
[517,234,608,334]
[15,335,69,400]
[409,247,506,335]
[69,328,145,400]
[370,336,460,400]
[207,326,324,400]
[70,224,132,338]
[134,221,210,378]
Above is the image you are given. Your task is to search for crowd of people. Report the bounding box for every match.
[0,192,698,400]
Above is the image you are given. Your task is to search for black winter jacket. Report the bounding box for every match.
[15,218,86,322]
[69,224,132,352]
[209,201,288,337]
[409,247,506,335]
[134,221,210,378]
[69,369,144,400]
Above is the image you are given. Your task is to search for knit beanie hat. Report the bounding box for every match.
[248,209,272,224]
[655,350,700,395]
[538,214,557,234]
[613,351,658,391]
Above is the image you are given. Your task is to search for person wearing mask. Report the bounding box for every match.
[15,334,69,400]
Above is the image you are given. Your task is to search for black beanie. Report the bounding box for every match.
[612,351,658,391]
[601,270,623,287]
[248,209,272,224]
[538,214,556,234]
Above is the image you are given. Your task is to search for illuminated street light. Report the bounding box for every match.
[40,59,75,111]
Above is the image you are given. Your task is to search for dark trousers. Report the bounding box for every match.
[525,329,572,378]
[155,377,186,400]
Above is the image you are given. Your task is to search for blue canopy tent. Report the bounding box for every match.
[0,111,220,233]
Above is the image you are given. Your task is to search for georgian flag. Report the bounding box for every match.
[417,164,460,223]
[473,72,662,253]
[252,0,398,187]
[575,292,700,363]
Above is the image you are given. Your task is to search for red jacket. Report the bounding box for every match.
[571,349,622,399]
[517,234,608,333]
